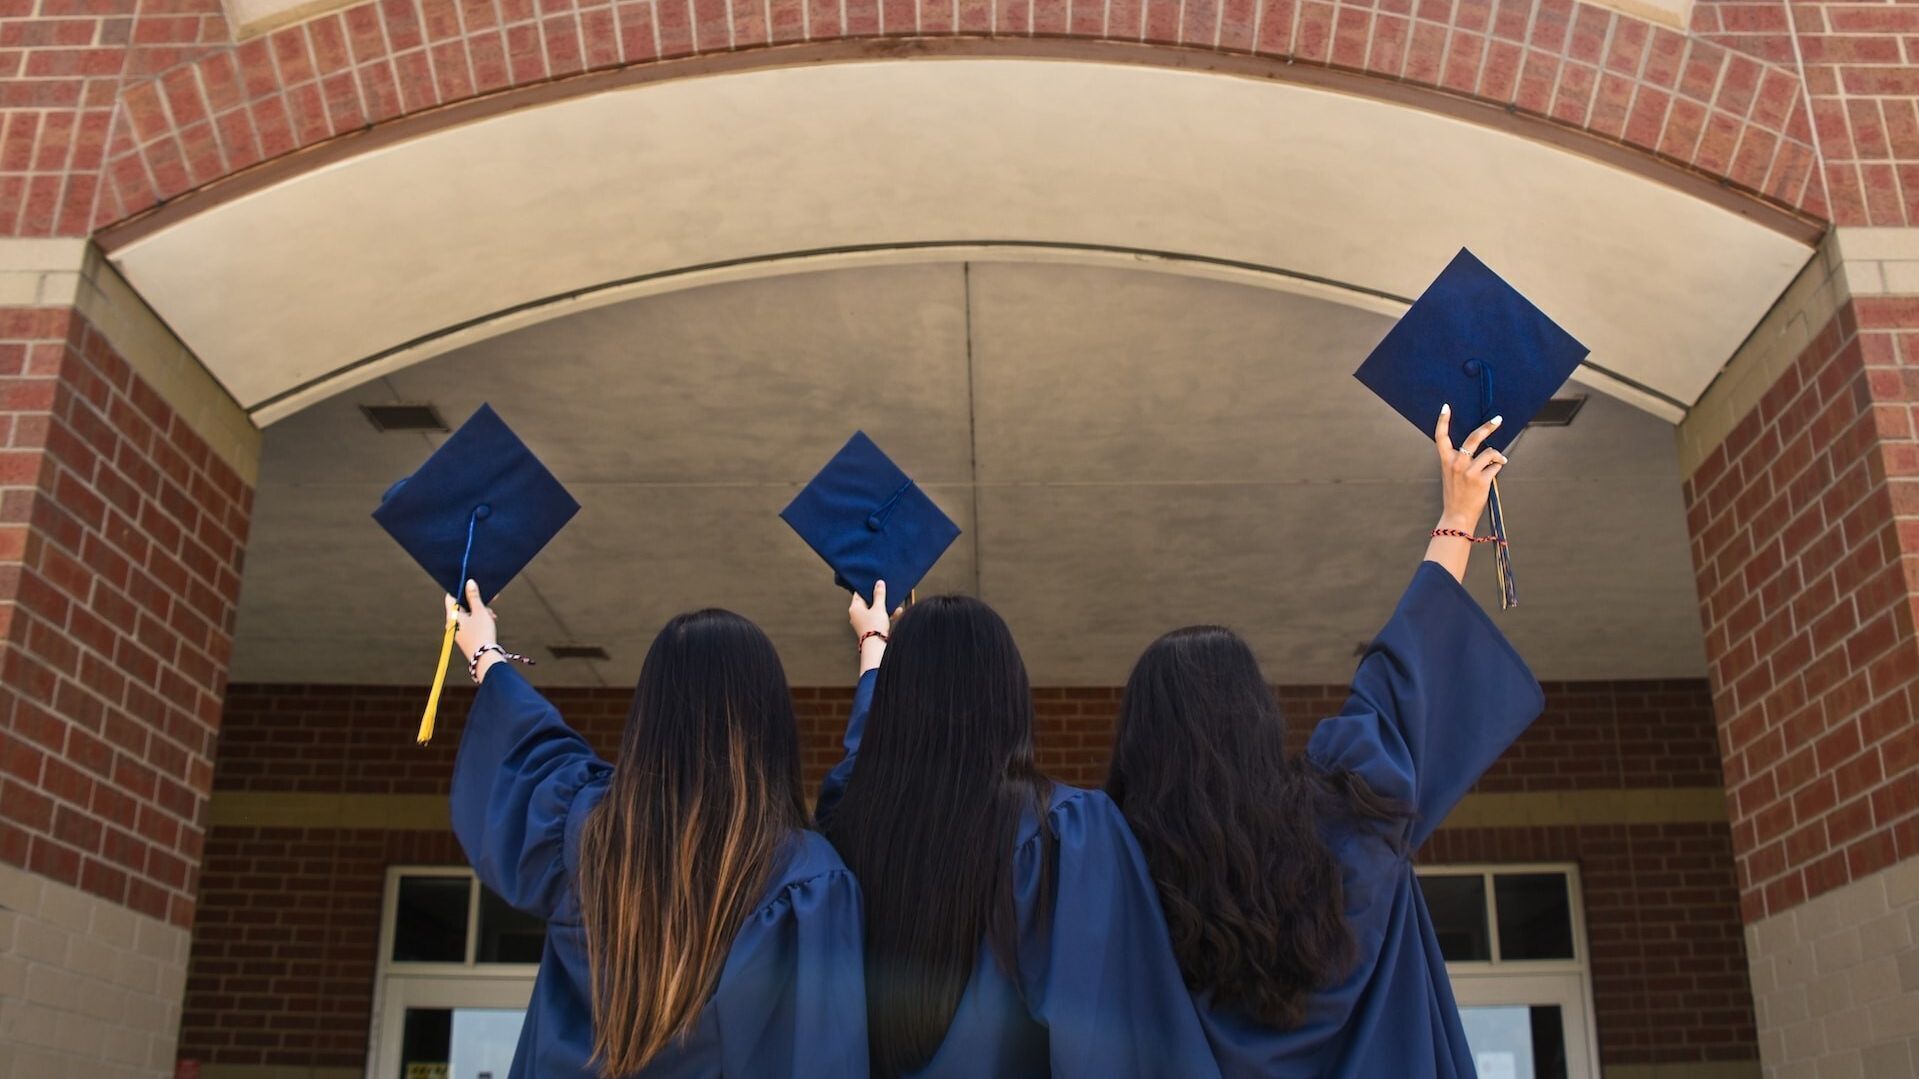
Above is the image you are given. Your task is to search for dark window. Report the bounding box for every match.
[477,886,547,964]
[1418,874,1491,962]
[393,876,470,963]
[398,1007,452,1078]
[1494,873,1576,961]
[1528,1005,1568,1079]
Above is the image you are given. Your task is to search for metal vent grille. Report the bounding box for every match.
[361,404,448,432]
[548,645,611,661]
[1526,396,1587,428]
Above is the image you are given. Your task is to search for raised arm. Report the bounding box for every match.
[1307,408,1541,849]
[446,580,611,921]
[1422,403,1508,583]
[815,581,889,823]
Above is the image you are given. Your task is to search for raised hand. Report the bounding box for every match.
[1434,404,1507,531]
[850,581,890,674]
[446,578,498,664]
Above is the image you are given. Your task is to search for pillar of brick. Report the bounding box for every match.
[0,241,259,1077]
[1679,229,1919,1077]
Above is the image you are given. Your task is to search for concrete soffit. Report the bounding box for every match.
[103,60,1812,429]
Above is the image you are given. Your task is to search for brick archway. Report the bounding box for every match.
[8,0,1829,238]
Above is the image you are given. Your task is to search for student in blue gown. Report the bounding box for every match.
[1104,408,1546,1078]
[444,581,868,1078]
[817,584,1221,1079]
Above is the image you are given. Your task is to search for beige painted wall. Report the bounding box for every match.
[1742,858,1919,1077]
[0,863,193,1079]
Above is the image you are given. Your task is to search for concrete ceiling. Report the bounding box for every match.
[108,58,1811,425]
[234,259,1707,689]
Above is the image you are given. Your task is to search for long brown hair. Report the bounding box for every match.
[1105,626,1409,1028]
[575,609,806,1075]
[819,595,1053,1077]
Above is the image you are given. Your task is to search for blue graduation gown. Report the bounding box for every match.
[820,672,1221,1079]
[1197,561,1546,1077]
[450,665,869,1078]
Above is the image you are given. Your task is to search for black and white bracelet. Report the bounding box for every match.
[470,642,535,682]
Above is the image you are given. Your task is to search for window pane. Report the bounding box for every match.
[1528,1005,1568,1079]
[1494,873,1575,960]
[452,1008,527,1079]
[393,876,470,962]
[1459,1005,1567,1079]
[477,885,547,964]
[1418,874,1491,961]
[399,1007,451,1078]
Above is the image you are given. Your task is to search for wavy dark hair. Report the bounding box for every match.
[575,610,806,1076]
[1105,625,1408,1029]
[819,595,1053,1077]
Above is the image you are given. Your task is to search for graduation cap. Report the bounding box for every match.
[780,431,960,615]
[1354,249,1589,609]
[373,404,580,742]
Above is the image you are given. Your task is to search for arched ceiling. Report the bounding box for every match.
[235,260,1707,687]
[106,58,1812,425]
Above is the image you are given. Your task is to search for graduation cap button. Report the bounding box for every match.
[865,480,912,531]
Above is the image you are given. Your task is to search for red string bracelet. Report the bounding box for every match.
[1433,528,1506,546]
[858,630,889,652]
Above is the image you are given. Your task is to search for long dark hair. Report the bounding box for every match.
[820,595,1053,1077]
[575,610,806,1076]
[1105,626,1407,1029]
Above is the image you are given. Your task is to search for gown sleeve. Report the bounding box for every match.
[715,860,871,1078]
[1017,789,1223,1079]
[450,663,613,921]
[1306,560,1545,848]
[813,668,877,823]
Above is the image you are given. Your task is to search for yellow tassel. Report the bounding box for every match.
[418,614,458,745]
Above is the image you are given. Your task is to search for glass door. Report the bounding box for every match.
[370,868,545,1079]
[1416,865,1601,1079]
[1451,972,1595,1079]
[376,976,535,1079]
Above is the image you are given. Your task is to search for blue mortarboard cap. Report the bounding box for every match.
[373,404,579,744]
[372,404,580,607]
[1354,248,1589,452]
[1354,250,1589,609]
[780,431,960,614]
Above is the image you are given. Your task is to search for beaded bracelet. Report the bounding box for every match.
[858,630,889,653]
[1432,527,1506,546]
[471,642,536,682]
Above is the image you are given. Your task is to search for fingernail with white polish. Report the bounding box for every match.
[1441,403,1451,414]
[1490,415,1503,426]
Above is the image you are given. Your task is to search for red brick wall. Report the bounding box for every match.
[0,0,1833,237]
[210,678,1727,794]
[1685,296,1919,924]
[0,0,232,236]
[1424,824,1754,1066]
[181,826,461,1068]
[0,305,251,927]
[179,676,1754,1069]
[1692,0,1919,225]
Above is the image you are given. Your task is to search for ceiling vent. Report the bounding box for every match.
[1526,395,1587,428]
[361,403,448,432]
[548,645,611,662]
